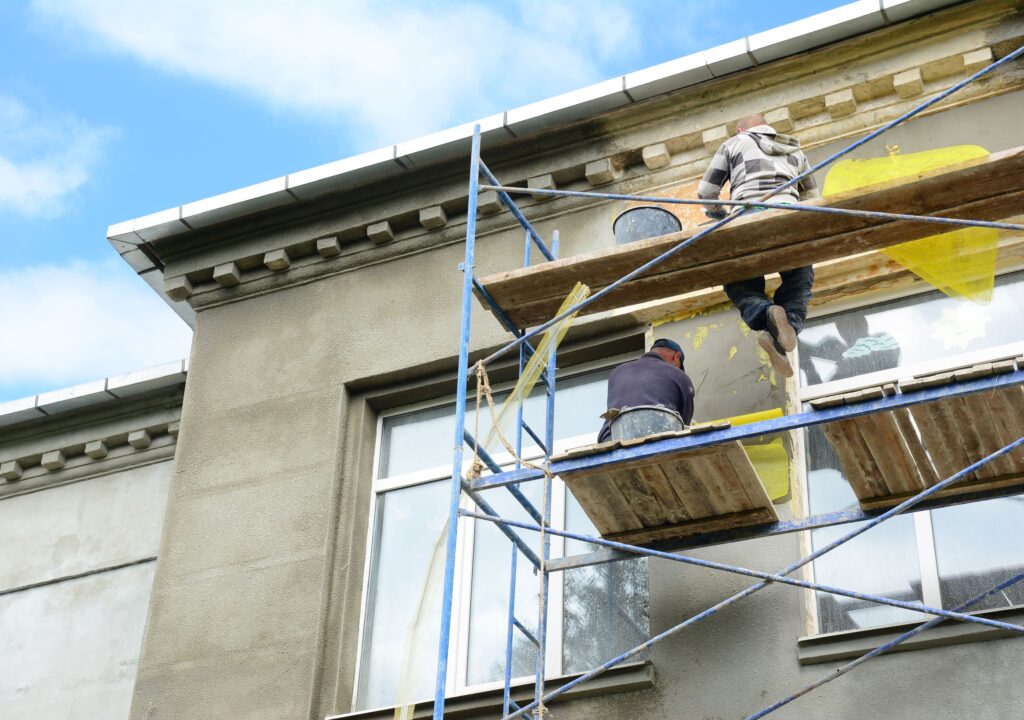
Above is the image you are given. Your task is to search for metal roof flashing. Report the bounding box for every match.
[0,360,188,430]
[107,0,964,295]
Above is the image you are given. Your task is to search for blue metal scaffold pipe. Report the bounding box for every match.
[481,41,1024,368]
[744,571,1024,720]
[431,41,1024,720]
[461,510,1024,633]
[493,434,1024,720]
[433,126,484,720]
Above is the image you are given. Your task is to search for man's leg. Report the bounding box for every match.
[773,265,815,333]
[723,276,772,331]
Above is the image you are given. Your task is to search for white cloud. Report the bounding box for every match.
[0,260,192,398]
[0,94,114,217]
[30,0,706,144]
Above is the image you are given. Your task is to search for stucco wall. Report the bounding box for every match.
[0,461,172,719]
[129,5,1024,719]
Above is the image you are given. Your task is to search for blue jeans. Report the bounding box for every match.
[724,266,815,333]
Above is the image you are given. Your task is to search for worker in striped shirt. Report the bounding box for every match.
[698,113,820,378]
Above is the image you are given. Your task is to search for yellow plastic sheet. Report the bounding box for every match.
[822,145,998,304]
[719,407,791,502]
[483,282,591,454]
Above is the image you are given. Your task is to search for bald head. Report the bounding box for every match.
[737,113,767,132]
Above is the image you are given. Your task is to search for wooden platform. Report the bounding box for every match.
[814,359,1024,510]
[477,147,1024,327]
[556,426,779,545]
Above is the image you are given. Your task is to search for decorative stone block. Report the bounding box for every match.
[585,158,620,186]
[642,143,671,170]
[702,125,728,152]
[167,421,181,438]
[765,107,793,133]
[212,262,242,287]
[527,174,556,202]
[825,89,857,118]
[963,47,994,74]
[263,249,291,271]
[84,440,108,459]
[165,275,194,301]
[128,430,152,449]
[419,206,448,230]
[367,221,394,245]
[317,237,342,257]
[893,68,924,99]
[0,460,23,482]
[41,450,66,471]
[478,190,502,215]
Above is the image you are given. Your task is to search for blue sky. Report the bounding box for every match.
[0,0,849,401]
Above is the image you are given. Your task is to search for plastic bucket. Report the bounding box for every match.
[609,405,685,441]
[612,206,682,245]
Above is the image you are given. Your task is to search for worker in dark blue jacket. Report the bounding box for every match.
[598,338,696,442]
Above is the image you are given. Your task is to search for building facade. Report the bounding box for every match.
[0,363,184,717]
[57,0,1024,718]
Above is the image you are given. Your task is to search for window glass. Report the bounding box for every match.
[380,368,612,478]
[562,496,649,672]
[799,271,1024,387]
[931,496,1024,611]
[356,480,447,710]
[806,428,928,633]
[466,482,544,686]
[361,364,634,709]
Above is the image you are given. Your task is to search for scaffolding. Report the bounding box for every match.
[432,43,1024,720]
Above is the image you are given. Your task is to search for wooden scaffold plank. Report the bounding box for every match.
[477,147,1024,327]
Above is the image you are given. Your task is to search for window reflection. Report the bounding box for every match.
[931,496,1024,611]
[380,369,613,478]
[467,483,544,686]
[799,270,1024,386]
[359,365,646,710]
[356,481,447,710]
[806,430,927,633]
[803,270,1024,635]
[562,496,649,672]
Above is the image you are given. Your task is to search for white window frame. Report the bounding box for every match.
[797,267,1024,632]
[351,355,636,711]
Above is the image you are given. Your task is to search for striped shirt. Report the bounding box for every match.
[698,125,820,219]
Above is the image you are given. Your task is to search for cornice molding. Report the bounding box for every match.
[0,421,178,499]
[158,20,1024,311]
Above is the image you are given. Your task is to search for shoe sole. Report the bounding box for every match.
[766,305,797,353]
[758,332,794,378]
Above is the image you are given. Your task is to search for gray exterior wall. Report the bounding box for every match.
[122,2,1024,719]
[0,382,181,719]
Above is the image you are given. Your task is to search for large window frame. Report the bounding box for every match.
[796,266,1024,635]
[351,353,644,711]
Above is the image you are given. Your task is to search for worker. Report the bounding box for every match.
[598,338,695,442]
[697,113,820,378]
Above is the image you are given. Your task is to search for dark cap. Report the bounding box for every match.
[651,338,685,369]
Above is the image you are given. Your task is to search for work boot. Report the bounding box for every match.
[766,304,797,353]
[758,331,794,378]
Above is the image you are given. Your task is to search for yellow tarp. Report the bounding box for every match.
[822,145,998,304]
[726,408,791,502]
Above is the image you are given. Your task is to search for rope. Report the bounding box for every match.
[473,360,552,719]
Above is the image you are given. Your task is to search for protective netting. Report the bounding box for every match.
[482,282,591,454]
[823,145,998,304]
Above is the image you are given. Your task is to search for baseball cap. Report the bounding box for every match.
[651,338,685,368]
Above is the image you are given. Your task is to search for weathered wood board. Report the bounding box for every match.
[819,382,1024,510]
[477,147,1024,327]
[559,440,779,546]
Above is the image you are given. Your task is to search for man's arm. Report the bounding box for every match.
[697,144,731,219]
[797,154,820,201]
[674,373,696,425]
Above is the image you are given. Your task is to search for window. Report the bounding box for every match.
[798,271,1024,634]
[353,364,649,711]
